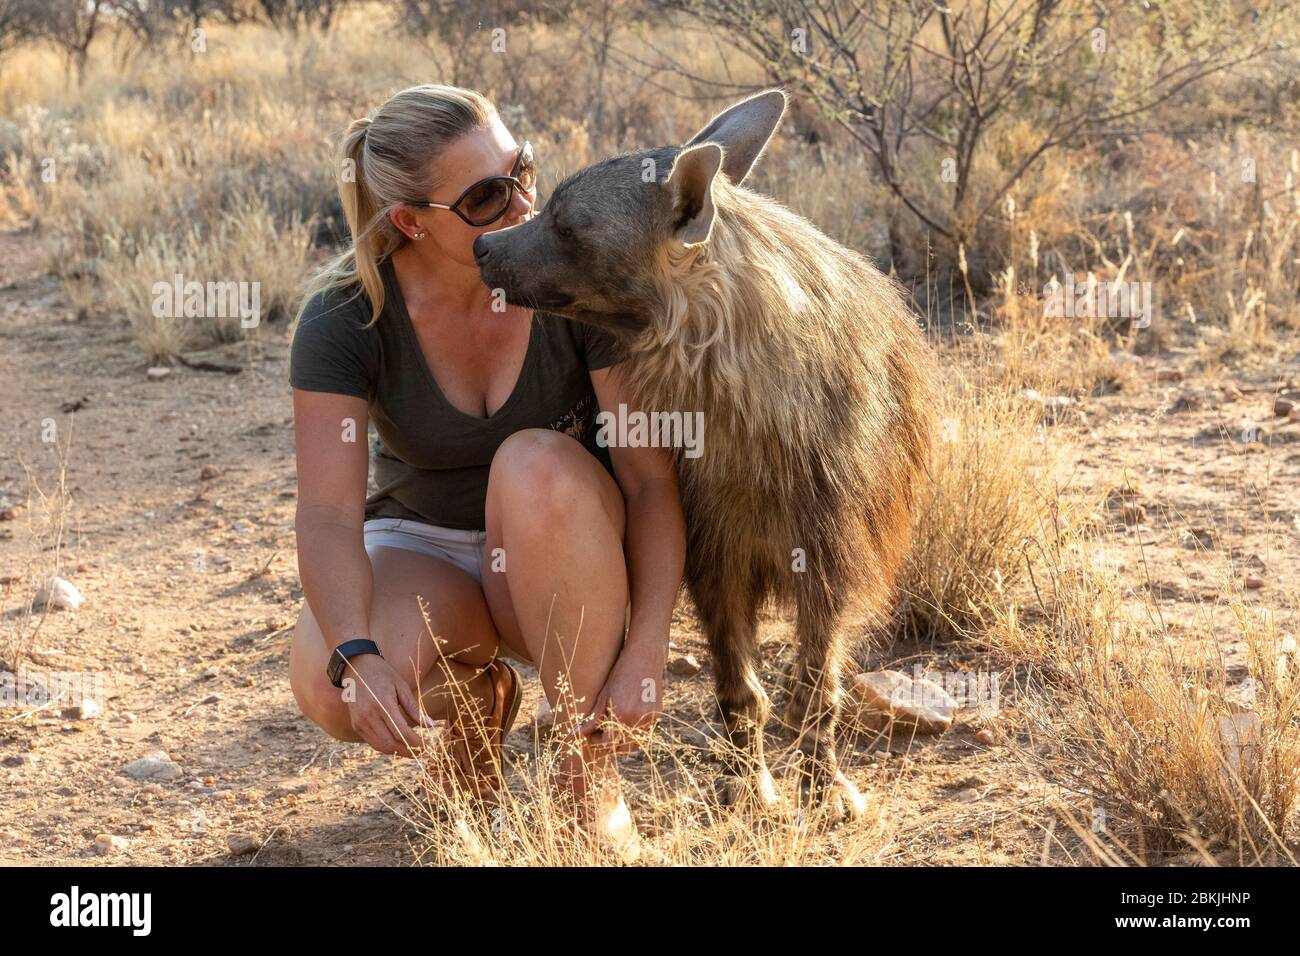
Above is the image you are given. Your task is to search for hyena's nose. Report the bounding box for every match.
[472,235,492,265]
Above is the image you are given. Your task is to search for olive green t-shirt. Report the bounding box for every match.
[288,258,622,531]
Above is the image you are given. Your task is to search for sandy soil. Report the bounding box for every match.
[1,227,1295,865]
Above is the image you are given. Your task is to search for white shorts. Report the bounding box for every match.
[361,516,631,635]
[362,517,487,585]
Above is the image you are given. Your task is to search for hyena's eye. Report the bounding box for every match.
[556,223,573,240]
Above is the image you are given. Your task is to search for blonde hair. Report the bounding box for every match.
[299,84,497,325]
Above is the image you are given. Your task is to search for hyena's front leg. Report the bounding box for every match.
[787,583,867,825]
[690,559,779,811]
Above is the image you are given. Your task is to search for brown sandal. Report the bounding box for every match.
[441,656,524,802]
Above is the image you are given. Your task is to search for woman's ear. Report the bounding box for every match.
[389,205,424,240]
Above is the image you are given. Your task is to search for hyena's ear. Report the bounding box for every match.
[683,88,787,185]
[666,143,722,244]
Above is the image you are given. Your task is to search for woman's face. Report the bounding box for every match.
[391,117,536,269]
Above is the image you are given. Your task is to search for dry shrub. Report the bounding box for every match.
[990,282,1135,398]
[897,365,1064,643]
[1010,524,1300,863]
[93,200,311,360]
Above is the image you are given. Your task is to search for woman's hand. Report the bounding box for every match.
[343,653,429,757]
[576,632,668,754]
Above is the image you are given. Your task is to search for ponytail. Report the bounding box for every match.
[296,85,498,327]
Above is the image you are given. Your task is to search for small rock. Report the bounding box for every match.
[975,728,996,746]
[1122,502,1146,525]
[35,576,84,610]
[94,834,128,855]
[0,507,17,521]
[1291,407,1300,423]
[668,654,702,677]
[61,698,102,720]
[1274,396,1296,417]
[200,465,220,481]
[1221,384,1244,402]
[202,666,220,679]
[847,670,955,736]
[121,750,183,782]
[3,753,33,767]
[1156,367,1184,383]
[1244,574,1265,590]
[226,833,260,856]
[232,520,253,533]
[145,366,171,380]
[1185,527,1216,549]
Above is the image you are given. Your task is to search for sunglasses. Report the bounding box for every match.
[403,140,536,227]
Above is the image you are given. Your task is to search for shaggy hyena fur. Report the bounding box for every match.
[475,90,937,820]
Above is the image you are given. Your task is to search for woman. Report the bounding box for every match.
[286,84,685,852]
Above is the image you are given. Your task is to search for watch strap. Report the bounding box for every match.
[328,638,382,687]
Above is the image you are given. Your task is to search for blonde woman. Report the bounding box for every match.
[286,85,685,852]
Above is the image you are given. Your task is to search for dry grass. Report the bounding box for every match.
[1005,521,1300,864]
[897,365,1065,644]
[385,609,898,866]
[1,420,79,671]
[1,1,1297,866]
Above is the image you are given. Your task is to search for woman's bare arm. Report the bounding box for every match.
[292,389,373,649]
[292,389,422,754]
[590,365,686,664]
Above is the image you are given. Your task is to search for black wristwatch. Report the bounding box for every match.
[327,639,383,688]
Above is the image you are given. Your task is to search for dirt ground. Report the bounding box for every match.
[1,226,1296,865]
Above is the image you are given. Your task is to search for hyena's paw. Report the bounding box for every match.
[715,766,782,814]
[795,769,867,828]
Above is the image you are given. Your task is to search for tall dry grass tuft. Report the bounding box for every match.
[93,200,312,360]
[1009,520,1300,863]
[897,360,1065,644]
[1,422,78,671]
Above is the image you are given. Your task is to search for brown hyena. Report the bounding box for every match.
[475,90,937,822]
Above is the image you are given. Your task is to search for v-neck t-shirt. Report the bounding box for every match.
[288,258,622,531]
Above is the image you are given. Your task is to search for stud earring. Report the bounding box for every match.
[413,230,427,239]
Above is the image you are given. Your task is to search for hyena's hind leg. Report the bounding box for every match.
[690,560,780,812]
[784,578,867,825]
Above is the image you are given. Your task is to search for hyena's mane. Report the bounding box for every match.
[622,174,937,620]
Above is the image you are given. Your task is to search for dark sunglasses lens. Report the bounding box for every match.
[460,179,512,225]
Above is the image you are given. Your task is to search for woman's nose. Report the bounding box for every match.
[506,186,534,223]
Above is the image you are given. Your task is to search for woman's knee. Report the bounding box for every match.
[488,428,622,530]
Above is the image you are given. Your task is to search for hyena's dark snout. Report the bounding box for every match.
[474,230,575,311]
[473,232,514,298]
[471,233,495,268]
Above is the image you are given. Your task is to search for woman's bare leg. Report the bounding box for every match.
[289,545,501,742]
[480,429,630,818]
